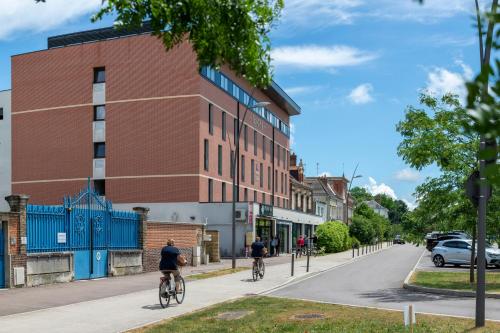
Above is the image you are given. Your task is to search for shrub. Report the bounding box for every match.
[350,216,375,244]
[350,236,360,248]
[316,221,350,253]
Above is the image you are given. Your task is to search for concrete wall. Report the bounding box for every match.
[0,90,11,212]
[26,252,73,287]
[108,250,143,276]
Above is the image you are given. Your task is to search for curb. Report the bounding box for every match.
[403,281,500,299]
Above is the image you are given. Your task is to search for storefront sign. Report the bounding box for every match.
[248,203,253,224]
[259,204,273,217]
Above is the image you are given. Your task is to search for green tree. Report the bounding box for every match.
[316,221,350,253]
[36,0,284,88]
[350,187,373,203]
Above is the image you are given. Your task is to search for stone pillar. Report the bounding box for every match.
[132,207,149,250]
[5,194,29,288]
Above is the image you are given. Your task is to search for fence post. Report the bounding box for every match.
[132,206,150,269]
[291,253,295,276]
[306,248,310,272]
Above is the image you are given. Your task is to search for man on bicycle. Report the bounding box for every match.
[159,239,184,293]
[251,236,266,276]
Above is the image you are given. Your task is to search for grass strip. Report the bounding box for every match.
[411,271,500,293]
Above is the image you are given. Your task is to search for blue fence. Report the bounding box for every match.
[26,187,140,253]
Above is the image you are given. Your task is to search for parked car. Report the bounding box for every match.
[426,233,469,252]
[394,235,405,244]
[431,239,500,268]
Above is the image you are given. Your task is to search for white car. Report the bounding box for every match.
[431,239,500,268]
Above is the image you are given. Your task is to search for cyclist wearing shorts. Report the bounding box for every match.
[251,236,266,269]
[159,239,183,293]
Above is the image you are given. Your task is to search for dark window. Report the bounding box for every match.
[208,104,213,135]
[278,145,281,166]
[263,136,266,159]
[277,197,280,207]
[93,180,105,196]
[443,241,460,248]
[208,179,213,202]
[222,112,226,141]
[218,145,223,175]
[270,141,274,159]
[253,130,257,155]
[283,148,287,168]
[260,162,263,187]
[241,155,245,181]
[244,125,248,151]
[262,193,266,204]
[281,172,284,193]
[222,182,226,202]
[285,175,288,195]
[230,150,235,179]
[244,188,248,202]
[94,105,105,121]
[251,159,255,185]
[94,67,105,83]
[204,139,209,171]
[0,107,3,120]
[268,166,271,190]
[253,190,257,202]
[234,118,238,143]
[275,170,278,191]
[94,143,105,158]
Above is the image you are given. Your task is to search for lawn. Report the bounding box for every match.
[186,267,249,280]
[411,271,500,292]
[131,296,500,333]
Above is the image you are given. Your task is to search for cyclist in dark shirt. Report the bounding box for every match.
[159,239,182,292]
[251,237,266,274]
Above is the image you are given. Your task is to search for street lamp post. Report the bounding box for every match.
[231,101,270,269]
[344,163,362,225]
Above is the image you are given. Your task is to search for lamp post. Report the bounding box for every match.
[231,101,270,269]
[344,163,362,225]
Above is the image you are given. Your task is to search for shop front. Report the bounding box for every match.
[276,221,292,254]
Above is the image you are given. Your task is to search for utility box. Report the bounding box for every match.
[14,267,25,286]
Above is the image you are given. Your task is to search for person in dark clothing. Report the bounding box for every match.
[251,236,266,274]
[159,239,183,292]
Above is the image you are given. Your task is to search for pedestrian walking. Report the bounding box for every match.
[270,236,277,257]
[296,235,304,257]
[275,236,281,256]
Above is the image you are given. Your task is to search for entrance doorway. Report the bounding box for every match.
[277,223,290,254]
[256,219,272,253]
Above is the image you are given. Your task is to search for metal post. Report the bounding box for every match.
[476,137,488,327]
[362,245,364,255]
[357,246,359,256]
[306,247,310,272]
[291,253,295,276]
[352,246,355,258]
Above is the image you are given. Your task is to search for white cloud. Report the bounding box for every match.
[319,171,332,177]
[365,177,397,199]
[282,0,363,27]
[402,199,418,211]
[289,123,296,148]
[285,85,321,95]
[425,61,473,101]
[395,168,420,182]
[271,45,378,69]
[348,83,374,104]
[0,0,101,39]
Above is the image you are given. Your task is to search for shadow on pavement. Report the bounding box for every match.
[358,288,471,303]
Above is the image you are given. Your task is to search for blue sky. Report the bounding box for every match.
[0,0,485,208]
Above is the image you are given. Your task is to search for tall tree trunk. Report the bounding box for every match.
[470,223,477,283]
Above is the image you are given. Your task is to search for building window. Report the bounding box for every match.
[204,139,209,171]
[253,130,257,155]
[251,159,255,185]
[260,162,263,187]
[222,182,226,202]
[94,142,105,158]
[0,107,3,120]
[244,188,248,202]
[277,197,280,207]
[262,136,266,159]
[262,193,266,204]
[234,118,238,143]
[277,145,280,166]
[93,180,105,196]
[283,148,286,168]
[281,172,284,193]
[94,105,105,121]
[208,179,213,202]
[230,150,234,179]
[268,166,271,190]
[270,141,274,160]
[244,125,248,151]
[241,155,245,181]
[208,104,213,135]
[285,175,288,195]
[222,112,226,141]
[275,170,278,191]
[218,145,223,176]
[253,190,257,202]
[93,67,105,83]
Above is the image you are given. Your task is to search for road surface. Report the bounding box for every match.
[271,244,500,320]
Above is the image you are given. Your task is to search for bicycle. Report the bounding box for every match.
[252,257,265,281]
[159,270,186,308]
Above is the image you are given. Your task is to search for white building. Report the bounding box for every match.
[365,200,389,219]
[0,90,11,211]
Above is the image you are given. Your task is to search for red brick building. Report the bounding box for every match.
[11,24,298,209]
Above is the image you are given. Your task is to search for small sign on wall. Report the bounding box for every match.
[57,232,67,244]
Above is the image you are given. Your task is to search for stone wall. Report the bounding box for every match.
[108,250,143,276]
[26,252,72,287]
[205,230,220,262]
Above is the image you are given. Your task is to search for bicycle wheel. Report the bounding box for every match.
[252,262,259,281]
[259,260,265,279]
[159,280,171,308]
[175,276,186,304]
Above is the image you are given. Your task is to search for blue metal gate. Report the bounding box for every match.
[0,223,4,288]
[27,183,140,280]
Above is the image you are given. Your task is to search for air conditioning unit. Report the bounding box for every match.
[235,209,247,222]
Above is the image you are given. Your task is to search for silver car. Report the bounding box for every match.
[431,239,500,268]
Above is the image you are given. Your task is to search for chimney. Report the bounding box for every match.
[290,153,297,167]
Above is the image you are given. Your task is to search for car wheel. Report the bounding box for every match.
[453,264,460,267]
[495,264,500,269]
[433,255,445,267]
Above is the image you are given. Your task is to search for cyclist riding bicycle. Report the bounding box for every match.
[159,239,186,294]
[251,236,266,274]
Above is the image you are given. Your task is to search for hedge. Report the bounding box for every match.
[316,221,351,253]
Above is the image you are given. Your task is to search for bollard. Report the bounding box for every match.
[291,253,295,276]
[352,246,355,258]
[362,245,364,255]
[357,246,359,256]
[306,248,310,272]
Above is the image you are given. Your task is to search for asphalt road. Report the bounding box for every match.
[271,244,500,320]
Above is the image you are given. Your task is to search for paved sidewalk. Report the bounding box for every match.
[0,244,392,333]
